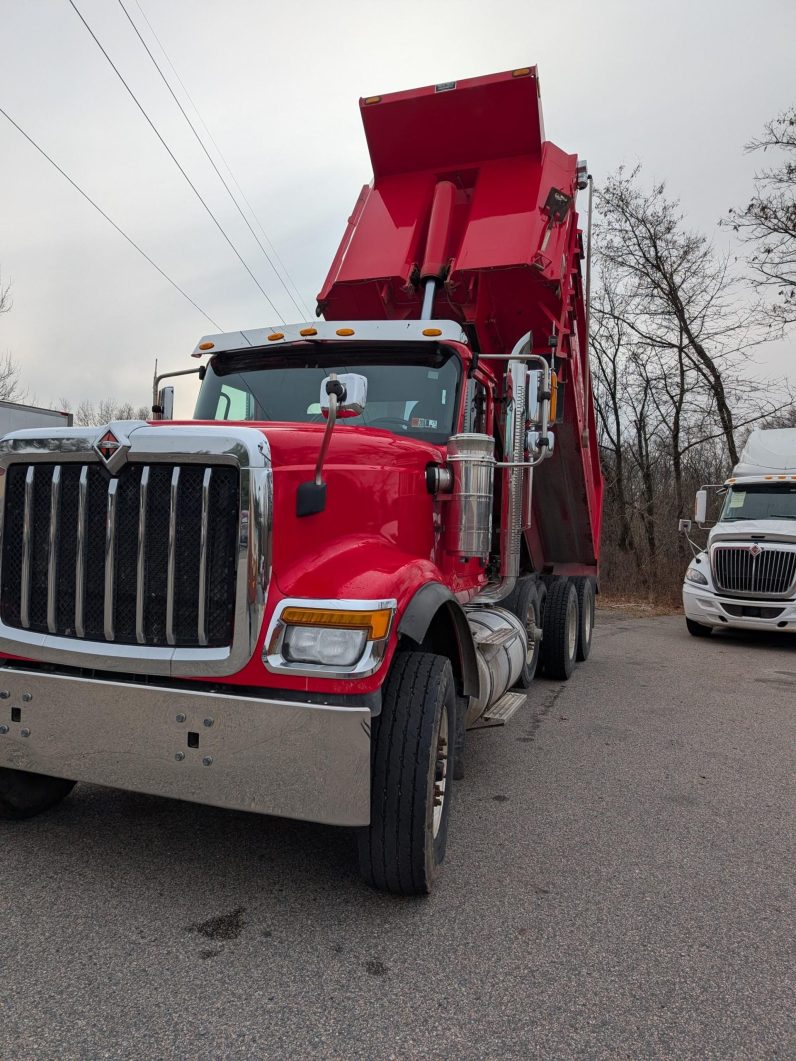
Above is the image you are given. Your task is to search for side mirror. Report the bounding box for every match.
[694,489,707,524]
[320,373,367,419]
[526,369,542,427]
[679,519,692,534]
[155,386,174,420]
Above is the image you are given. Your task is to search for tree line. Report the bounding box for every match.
[592,107,795,601]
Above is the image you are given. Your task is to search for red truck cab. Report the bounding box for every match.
[0,68,602,895]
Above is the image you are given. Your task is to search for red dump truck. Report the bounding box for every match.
[0,68,602,894]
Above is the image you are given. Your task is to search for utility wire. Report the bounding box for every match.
[66,0,284,324]
[130,0,313,320]
[0,105,223,331]
[119,0,310,321]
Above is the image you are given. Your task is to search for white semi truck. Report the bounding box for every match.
[682,428,796,637]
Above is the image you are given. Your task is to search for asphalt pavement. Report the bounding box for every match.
[1,611,793,1060]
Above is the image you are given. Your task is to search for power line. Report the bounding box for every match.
[118,0,311,321]
[66,0,285,323]
[130,0,313,320]
[0,105,223,331]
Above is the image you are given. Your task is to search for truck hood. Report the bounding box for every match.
[708,519,796,547]
[259,422,449,599]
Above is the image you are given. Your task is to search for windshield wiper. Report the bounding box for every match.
[768,514,796,520]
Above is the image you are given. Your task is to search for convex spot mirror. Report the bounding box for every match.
[694,489,708,524]
[320,373,368,419]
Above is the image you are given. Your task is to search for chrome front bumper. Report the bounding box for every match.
[0,668,371,826]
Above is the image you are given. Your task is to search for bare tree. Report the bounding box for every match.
[725,107,796,324]
[595,167,786,466]
[591,173,793,601]
[59,397,150,426]
[0,273,25,403]
[0,354,26,403]
[0,273,11,316]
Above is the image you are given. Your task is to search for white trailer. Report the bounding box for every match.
[681,428,796,636]
[0,400,72,436]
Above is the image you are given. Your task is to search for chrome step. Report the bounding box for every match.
[474,690,527,727]
[472,628,523,662]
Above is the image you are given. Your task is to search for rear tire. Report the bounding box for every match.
[504,577,542,687]
[0,768,76,820]
[686,617,713,638]
[542,580,578,680]
[572,576,595,662]
[358,652,455,895]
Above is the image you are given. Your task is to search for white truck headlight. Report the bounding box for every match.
[685,566,708,586]
[283,625,368,666]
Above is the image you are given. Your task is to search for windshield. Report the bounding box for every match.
[720,483,796,521]
[194,345,461,444]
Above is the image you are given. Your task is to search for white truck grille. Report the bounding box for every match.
[712,544,796,598]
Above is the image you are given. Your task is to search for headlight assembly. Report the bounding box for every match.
[685,566,708,586]
[263,601,396,676]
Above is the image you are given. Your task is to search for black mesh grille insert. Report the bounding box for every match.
[1,461,240,648]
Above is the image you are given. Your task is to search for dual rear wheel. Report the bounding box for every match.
[506,575,595,681]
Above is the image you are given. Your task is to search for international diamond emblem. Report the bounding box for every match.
[748,544,762,559]
[96,430,121,463]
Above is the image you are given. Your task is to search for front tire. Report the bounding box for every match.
[542,580,579,680]
[686,617,713,638]
[0,768,76,820]
[358,652,455,895]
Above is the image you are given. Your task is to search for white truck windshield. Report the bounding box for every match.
[194,346,461,444]
[721,483,796,521]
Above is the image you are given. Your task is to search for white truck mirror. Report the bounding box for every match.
[156,386,174,420]
[694,489,707,524]
[320,373,367,419]
[679,519,692,533]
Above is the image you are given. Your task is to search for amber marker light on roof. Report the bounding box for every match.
[364,96,381,105]
[336,327,355,336]
[198,341,215,350]
[512,67,531,77]
[281,607,392,641]
[267,332,284,341]
[299,327,318,336]
[422,328,442,336]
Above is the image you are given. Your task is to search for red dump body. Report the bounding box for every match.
[319,68,603,572]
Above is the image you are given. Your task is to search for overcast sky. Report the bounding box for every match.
[1,0,794,418]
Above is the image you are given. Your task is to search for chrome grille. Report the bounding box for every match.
[1,461,239,647]
[712,545,796,598]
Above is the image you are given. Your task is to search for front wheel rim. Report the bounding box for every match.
[432,706,449,838]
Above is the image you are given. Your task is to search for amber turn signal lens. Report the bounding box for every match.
[281,607,392,641]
